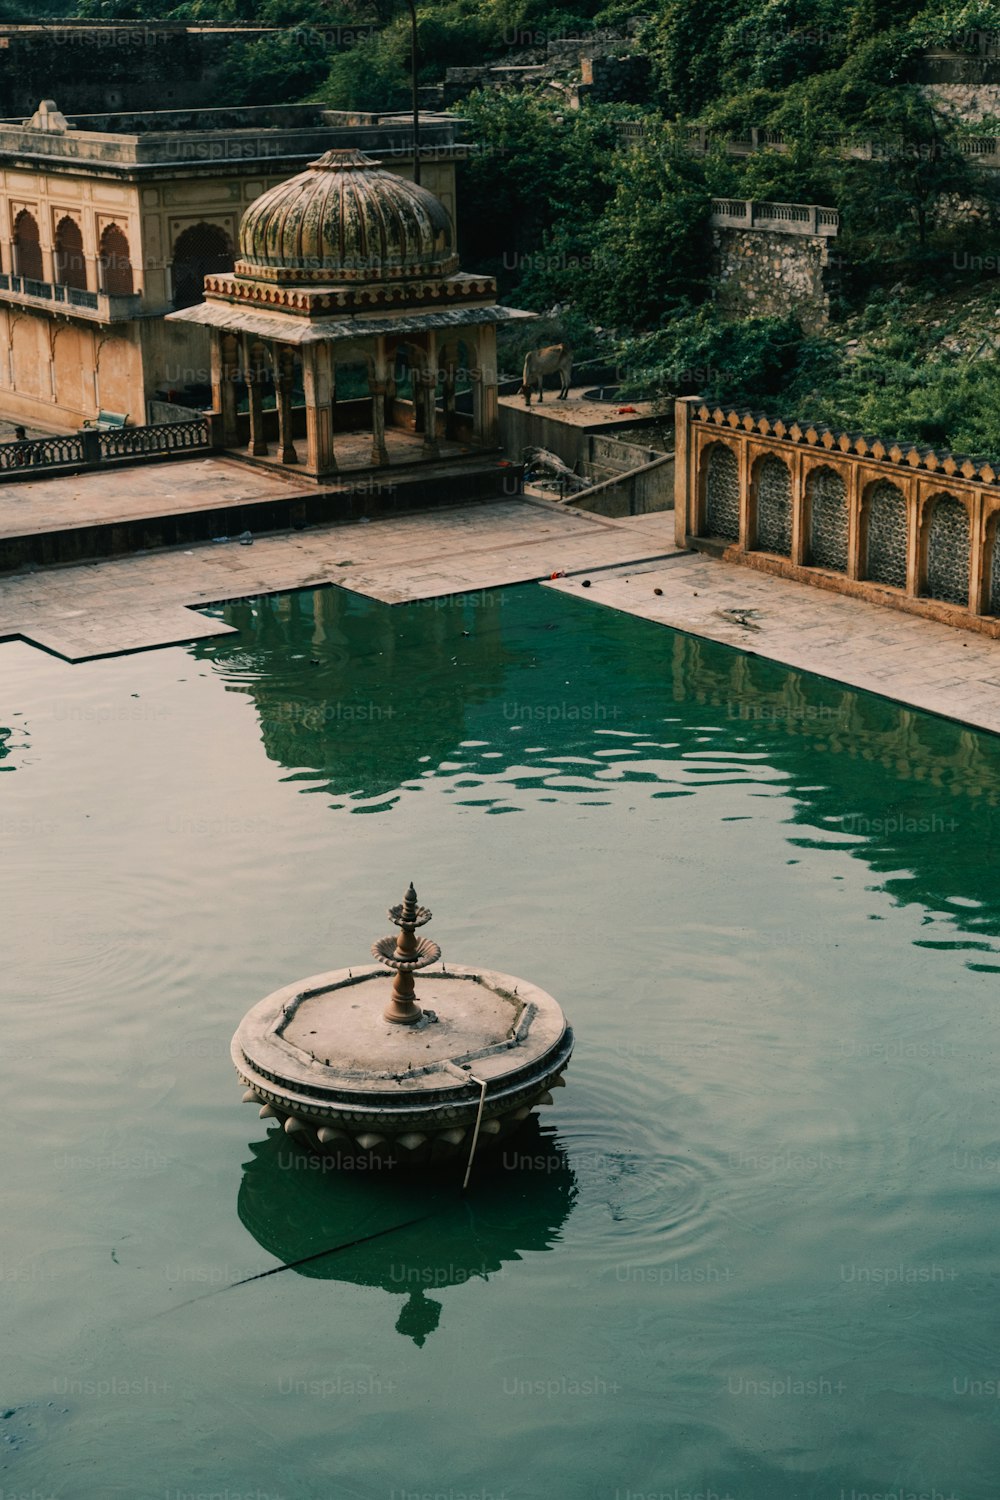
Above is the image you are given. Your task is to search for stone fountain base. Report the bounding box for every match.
[233,962,573,1169]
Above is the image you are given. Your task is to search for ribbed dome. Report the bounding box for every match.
[237,148,459,285]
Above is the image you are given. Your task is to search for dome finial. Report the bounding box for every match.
[308,147,382,172]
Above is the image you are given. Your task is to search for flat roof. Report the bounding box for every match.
[0,106,473,177]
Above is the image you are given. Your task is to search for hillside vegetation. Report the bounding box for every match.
[48,0,1000,449]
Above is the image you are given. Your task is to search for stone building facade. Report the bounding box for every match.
[0,102,467,431]
[675,397,1000,636]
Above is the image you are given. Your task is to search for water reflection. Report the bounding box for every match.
[196,587,517,802]
[196,585,1000,940]
[664,630,1000,937]
[237,1117,577,1345]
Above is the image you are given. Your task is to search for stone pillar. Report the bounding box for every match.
[470,324,497,444]
[302,341,336,476]
[673,397,695,549]
[211,330,240,448]
[970,490,986,614]
[369,338,390,467]
[421,332,439,456]
[442,351,457,441]
[273,343,298,466]
[738,438,752,552]
[370,382,389,466]
[790,452,806,566]
[244,336,269,457]
[905,482,921,598]
[846,465,863,580]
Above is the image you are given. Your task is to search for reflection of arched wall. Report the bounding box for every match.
[96,334,135,416]
[171,223,233,310]
[752,455,792,556]
[99,224,133,296]
[863,480,908,588]
[54,216,86,291]
[921,493,970,607]
[11,315,47,397]
[53,325,94,414]
[13,210,42,281]
[702,442,740,540]
[805,466,848,571]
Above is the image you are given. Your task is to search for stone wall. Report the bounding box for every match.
[0,29,244,117]
[674,398,1000,636]
[921,83,1000,122]
[711,226,836,333]
[0,26,372,118]
[577,54,651,105]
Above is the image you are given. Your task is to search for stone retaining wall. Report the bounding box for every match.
[709,206,839,332]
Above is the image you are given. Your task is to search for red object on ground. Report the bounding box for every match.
[616,406,638,414]
[550,570,566,579]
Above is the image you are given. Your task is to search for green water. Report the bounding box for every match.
[3,582,999,1500]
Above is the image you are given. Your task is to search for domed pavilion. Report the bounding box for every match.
[168,148,534,478]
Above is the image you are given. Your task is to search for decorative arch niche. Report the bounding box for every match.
[863,480,908,589]
[922,493,970,607]
[751,454,793,557]
[702,442,740,541]
[171,223,234,310]
[805,465,848,572]
[54,216,86,291]
[13,210,43,281]
[99,224,133,297]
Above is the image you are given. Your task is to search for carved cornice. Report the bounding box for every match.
[201,271,496,319]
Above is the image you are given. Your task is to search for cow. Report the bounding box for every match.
[520,343,572,405]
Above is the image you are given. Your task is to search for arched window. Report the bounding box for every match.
[13,210,43,281]
[923,494,970,606]
[703,443,740,540]
[806,467,848,572]
[54,216,87,291]
[753,456,792,556]
[864,481,908,589]
[170,222,233,310]
[99,224,133,296]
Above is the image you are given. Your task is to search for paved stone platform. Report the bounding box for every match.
[498,384,657,430]
[544,552,1000,737]
[0,498,677,661]
[0,455,306,538]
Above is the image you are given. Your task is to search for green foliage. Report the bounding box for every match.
[906,0,1000,48]
[320,24,412,111]
[456,92,619,278]
[615,307,829,401]
[216,31,336,106]
[572,140,712,325]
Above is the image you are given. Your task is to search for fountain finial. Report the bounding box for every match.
[372,881,441,1024]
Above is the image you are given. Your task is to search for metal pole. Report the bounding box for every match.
[406,0,421,185]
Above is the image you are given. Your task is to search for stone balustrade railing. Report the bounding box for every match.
[710,199,840,237]
[0,274,141,322]
[615,119,1000,167]
[0,415,211,477]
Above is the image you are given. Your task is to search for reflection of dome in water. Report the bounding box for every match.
[194,587,515,801]
[237,1117,576,1345]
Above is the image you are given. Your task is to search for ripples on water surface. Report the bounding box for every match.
[2,583,999,1499]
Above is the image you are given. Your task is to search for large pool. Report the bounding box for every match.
[3,582,998,1500]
